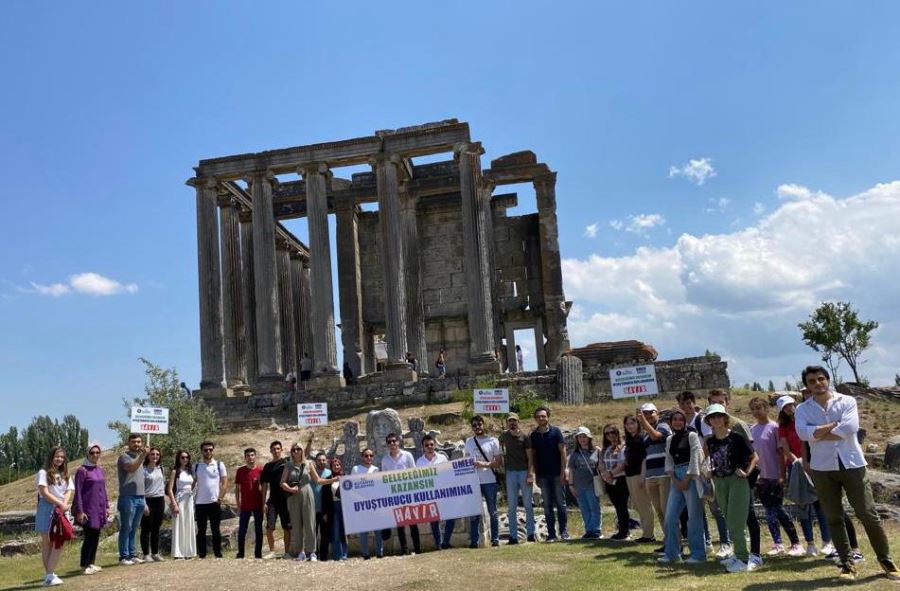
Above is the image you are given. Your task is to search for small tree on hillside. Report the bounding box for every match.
[895,373,900,387]
[767,380,775,392]
[798,301,878,384]
[108,358,218,467]
[784,381,793,391]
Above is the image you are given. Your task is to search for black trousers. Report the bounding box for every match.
[140,496,165,556]
[604,476,631,536]
[195,502,222,558]
[80,526,101,567]
[396,525,421,553]
[316,511,330,560]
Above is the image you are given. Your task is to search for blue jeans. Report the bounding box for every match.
[665,466,705,561]
[505,470,535,539]
[117,495,146,559]
[429,519,456,548]
[574,485,601,536]
[469,482,499,546]
[359,530,383,558]
[331,503,347,560]
[799,500,831,544]
[537,475,568,539]
[237,509,263,558]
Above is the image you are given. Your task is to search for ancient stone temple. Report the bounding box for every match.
[188,119,571,396]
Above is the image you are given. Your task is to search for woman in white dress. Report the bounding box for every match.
[166,450,197,558]
[36,447,74,587]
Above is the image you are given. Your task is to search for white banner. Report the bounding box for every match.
[297,403,328,427]
[340,457,482,535]
[473,388,509,414]
[609,364,659,400]
[130,407,169,434]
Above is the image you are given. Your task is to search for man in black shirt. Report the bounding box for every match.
[260,441,291,558]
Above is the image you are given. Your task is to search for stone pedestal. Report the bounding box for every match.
[306,374,346,391]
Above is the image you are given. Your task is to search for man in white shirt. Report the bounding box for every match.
[381,433,421,555]
[194,441,227,559]
[416,434,455,549]
[794,365,899,582]
[351,449,383,559]
[464,415,501,548]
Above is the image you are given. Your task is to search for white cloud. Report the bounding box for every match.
[29,282,71,297]
[609,213,666,236]
[584,222,599,238]
[563,181,900,386]
[21,272,139,297]
[753,202,766,215]
[776,183,822,201]
[704,197,731,213]
[609,219,624,231]
[668,157,716,186]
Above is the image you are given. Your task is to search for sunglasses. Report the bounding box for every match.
[424,443,435,447]
[202,448,213,452]
[604,431,617,436]
[363,453,374,458]
[387,440,399,444]
[89,451,101,455]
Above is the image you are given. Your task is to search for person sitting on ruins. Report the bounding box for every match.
[416,434,455,549]
[382,433,421,554]
[405,352,419,372]
[465,415,502,548]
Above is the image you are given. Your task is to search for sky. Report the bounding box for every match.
[2,2,899,446]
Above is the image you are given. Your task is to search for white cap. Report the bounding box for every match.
[776,395,797,413]
[574,426,593,439]
[639,402,658,412]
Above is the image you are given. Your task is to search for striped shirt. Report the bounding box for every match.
[643,422,672,479]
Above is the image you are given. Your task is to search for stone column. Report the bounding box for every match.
[239,210,259,384]
[533,316,547,369]
[187,177,224,388]
[301,163,340,379]
[399,184,428,375]
[289,252,304,377]
[456,142,499,373]
[335,195,364,378]
[370,154,410,368]
[217,191,246,388]
[533,173,571,368]
[363,328,376,374]
[557,355,584,405]
[248,171,282,381]
[276,238,296,379]
[299,259,313,361]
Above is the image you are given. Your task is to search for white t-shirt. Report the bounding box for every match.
[37,469,74,501]
[351,464,379,475]
[194,460,227,504]
[381,450,415,472]
[415,452,449,467]
[465,436,501,484]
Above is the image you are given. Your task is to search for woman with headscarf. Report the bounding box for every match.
[567,426,602,539]
[73,444,108,576]
[281,443,338,561]
[166,450,197,559]
[657,409,705,565]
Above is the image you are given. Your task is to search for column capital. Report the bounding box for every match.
[367,152,402,169]
[275,235,291,251]
[533,171,557,189]
[332,193,358,213]
[298,162,330,177]
[453,141,484,157]
[185,176,218,190]
[244,169,276,184]
[238,207,253,223]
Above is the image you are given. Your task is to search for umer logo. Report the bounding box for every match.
[393,502,440,526]
[353,478,375,490]
[452,457,476,476]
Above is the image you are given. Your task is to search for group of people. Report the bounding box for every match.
[32,364,899,585]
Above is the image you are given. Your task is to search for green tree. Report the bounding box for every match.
[58,415,89,462]
[784,382,793,391]
[108,358,218,466]
[751,382,762,391]
[798,301,878,384]
[767,380,775,392]
[895,373,900,387]
[22,416,61,471]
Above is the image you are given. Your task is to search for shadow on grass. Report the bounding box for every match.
[742,573,885,591]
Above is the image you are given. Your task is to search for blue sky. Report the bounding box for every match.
[2,1,899,445]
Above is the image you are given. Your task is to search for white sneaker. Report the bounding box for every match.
[46,575,64,586]
[806,543,818,556]
[720,556,738,567]
[726,558,748,573]
[767,544,784,556]
[90,564,103,572]
[748,554,763,571]
[82,566,97,575]
[119,559,135,566]
[151,554,164,562]
[131,556,145,564]
[295,552,306,562]
[787,544,806,557]
[821,542,835,556]
[263,552,277,560]
[716,544,734,559]
[308,553,317,562]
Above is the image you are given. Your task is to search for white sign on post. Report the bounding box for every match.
[473,388,510,414]
[609,364,659,401]
[297,403,328,427]
[130,407,169,434]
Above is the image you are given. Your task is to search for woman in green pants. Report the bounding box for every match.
[704,404,758,573]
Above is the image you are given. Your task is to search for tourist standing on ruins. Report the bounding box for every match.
[300,353,313,384]
[531,406,569,541]
[748,397,804,557]
[139,447,166,562]
[382,432,422,554]
[515,345,524,372]
[705,404,758,573]
[567,427,602,539]
[703,389,762,566]
[465,415,502,547]
[194,441,227,559]
[321,457,347,560]
[261,441,291,559]
[635,402,671,552]
[281,443,337,561]
[417,434,456,548]
[167,450,196,559]
[73,444,107,576]
[35,447,75,586]
[794,365,899,582]
[598,424,631,541]
[622,415,655,543]
[116,434,147,565]
[435,349,447,377]
[658,409,705,564]
[499,413,535,544]
[352,448,384,559]
[311,450,333,560]
[234,448,264,559]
